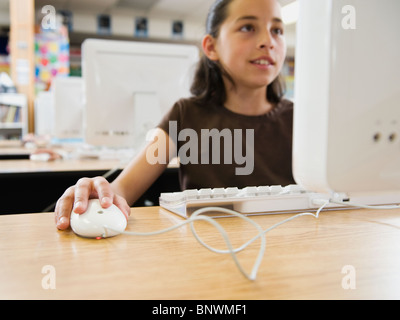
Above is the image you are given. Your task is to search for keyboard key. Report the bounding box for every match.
[160,192,184,204]
[184,189,199,200]
[257,186,271,195]
[242,187,258,196]
[225,187,239,196]
[212,188,226,198]
[270,185,283,194]
[199,189,212,199]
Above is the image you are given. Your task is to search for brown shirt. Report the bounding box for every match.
[158,97,295,190]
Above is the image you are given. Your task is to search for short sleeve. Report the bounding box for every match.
[158,100,182,132]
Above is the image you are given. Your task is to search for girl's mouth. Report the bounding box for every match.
[250,56,275,68]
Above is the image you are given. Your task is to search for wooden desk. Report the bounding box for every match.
[0,147,30,160]
[0,158,124,173]
[0,157,179,214]
[1,206,400,300]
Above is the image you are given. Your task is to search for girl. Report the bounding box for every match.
[55,0,294,230]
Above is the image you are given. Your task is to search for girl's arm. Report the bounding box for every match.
[111,128,175,205]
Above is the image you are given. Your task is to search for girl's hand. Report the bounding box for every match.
[54,176,130,230]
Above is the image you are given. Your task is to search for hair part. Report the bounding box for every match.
[190,0,286,106]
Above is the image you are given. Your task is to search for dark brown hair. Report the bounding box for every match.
[190,0,286,106]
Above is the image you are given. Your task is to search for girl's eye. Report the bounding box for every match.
[272,28,284,36]
[239,24,255,33]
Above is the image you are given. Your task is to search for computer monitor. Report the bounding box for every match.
[81,39,199,150]
[52,76,84,141]
[293,0,400,196]
[34,90,54,137]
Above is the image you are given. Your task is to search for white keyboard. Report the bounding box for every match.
[159,184,340,218]
[72,146,136,161]
[160,185,400,218]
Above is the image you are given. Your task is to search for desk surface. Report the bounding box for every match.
[1,206,400,300]
[0,146,124,174]
[0,148,178,174]
[0,158,124,174]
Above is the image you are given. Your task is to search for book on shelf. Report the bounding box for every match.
[0,105,22,124]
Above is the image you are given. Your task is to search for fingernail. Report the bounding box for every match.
[101,197,112,206]
[57,217,68,228]
[73,201,83,211]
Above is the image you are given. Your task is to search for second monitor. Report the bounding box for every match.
[82,39,199,150]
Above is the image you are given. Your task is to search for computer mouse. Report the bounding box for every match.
[70,199,127,239]
[30,152,51,162]
[30,149,63,162]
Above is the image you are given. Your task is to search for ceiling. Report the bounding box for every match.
[34,0,214,19]
[1,0,296,21]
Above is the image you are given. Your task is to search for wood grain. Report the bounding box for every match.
[1,206,400,299]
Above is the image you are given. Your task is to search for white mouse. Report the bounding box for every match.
[70,199,127,238]
[30,153,51,162]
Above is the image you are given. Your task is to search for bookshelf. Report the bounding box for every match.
[0,93,27,140]
[9,0,35,133]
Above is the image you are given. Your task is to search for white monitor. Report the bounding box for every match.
[293,0,400,196]
[34,90,54,137]
[82,39,199,150]
[52,76,84,141]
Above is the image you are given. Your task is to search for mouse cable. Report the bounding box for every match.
[235,198,400,258]
[105,201,330,281]
[107,197,400,281]
[326,199,400,210]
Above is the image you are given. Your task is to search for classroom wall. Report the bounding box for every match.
[0,4,296,48]
[69,8,207,42]
[0,10,9,25]
[65,9,296,48]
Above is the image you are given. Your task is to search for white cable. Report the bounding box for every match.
[104,196,400,280]
[107,210,265,281]
[237,200,330,250]
[105,201,330,281]
[190,207,266,281]
[329,199,400,210]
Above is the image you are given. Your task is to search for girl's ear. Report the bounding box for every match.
[202,34,219,61]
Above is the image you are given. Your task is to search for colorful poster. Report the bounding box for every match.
[34,24,69,93]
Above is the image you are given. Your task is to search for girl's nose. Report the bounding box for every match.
[258,30,274,50]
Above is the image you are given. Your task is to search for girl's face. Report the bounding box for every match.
[205,0,287,91]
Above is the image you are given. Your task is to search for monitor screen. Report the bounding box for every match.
[82,39,199,150]
[293,0,400,195]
